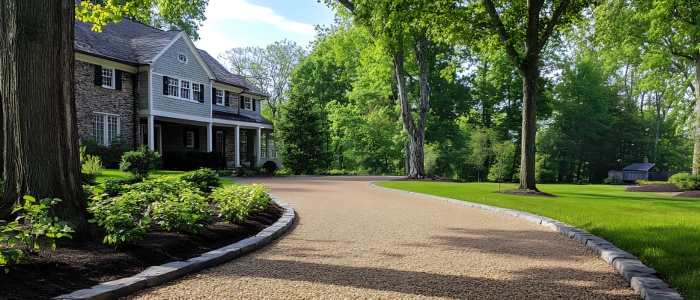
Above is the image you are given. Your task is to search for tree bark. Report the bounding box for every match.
[391,33,429,179]
[694,59,700,174]
[0,0,87,232]
[519,64,539,190]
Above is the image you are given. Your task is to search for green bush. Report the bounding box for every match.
[218,170,232,176]
[180,168,220,193]
[210,184,270,224]
[261,161,278,175]
[1,196,74,272]
[329,169,346,175]
[119,146,162,179]
[243,170,256,177]
[88,192,152,248]
[603,178,623,185]
[102,177,142,197]
[83,138,131,169]
[275,168,293,176]
[669,173,700,191]
[635,180,668,186]
[80,146,103,184]
[130,176,198,202]
[152,188,211,234]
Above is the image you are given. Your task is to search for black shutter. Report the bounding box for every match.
[240,95,244,108]
[224,91,230,106]
[163,76,169,95]
[199,84,205,103]
[194,129,200,149]
[211,87,217,104]
[94,65,102,86]
[253,99,256,111]
[115,70,122,90]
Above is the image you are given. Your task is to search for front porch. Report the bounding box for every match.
[140,116,281,170]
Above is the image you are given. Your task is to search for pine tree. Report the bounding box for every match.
[277,93,331,175]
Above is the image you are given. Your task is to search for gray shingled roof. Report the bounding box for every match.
[198,50,269,97]
[622,163,655,171]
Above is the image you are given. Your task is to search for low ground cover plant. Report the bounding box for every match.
[634,180,668,186]
[603,178,623,185]
[0,196,74,272]
[210,184,271,224]
[152,188,211,234]
[80,146,103,184]
[88,191,152,248]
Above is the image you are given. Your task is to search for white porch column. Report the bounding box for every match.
[235,125,241,167]
[206,122,213,152]
[147,115,155,150]
[256,127,262,168]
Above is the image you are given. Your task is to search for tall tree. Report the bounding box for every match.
[0,0,85,227]
[219,40,306,121]
[76,0,208,40]
[332,0,450,178]
[474,0,589,190]
[0,0,209,230]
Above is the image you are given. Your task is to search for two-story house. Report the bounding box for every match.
[74,17,281,169]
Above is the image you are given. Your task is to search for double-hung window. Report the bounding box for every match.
[168,77,179,97]
[93,113,120,146]
[216,90,224,105]
[102,68,114,88]
[261,133,267,159]
[185,131,195,148]
[216,131,224,155]
[192,83,201,101]
[180,80,191,100]
[243,97,252,110]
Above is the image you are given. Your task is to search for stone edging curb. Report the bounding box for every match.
[53,195,296,300]
[369,182,683,300]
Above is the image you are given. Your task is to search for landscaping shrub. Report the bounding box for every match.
[1,196,74,272]
[261,161,278,175]
[180,168,220,193]
[88,192,152,248]
[243,170,257,177]
[603,178,623,185]
[217,170,233,176]
[210,184,270,224]
[152,188,211,234]
[80,146,103,185]
[275,168,293,176]
[83,138,131,169]
[329,169,346,175]
[119,146,162,179]
[635,180,667,186]
[162,151,226,171]
[129,176,198,202]
[669,173,700,191]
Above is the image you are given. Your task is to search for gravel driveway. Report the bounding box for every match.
[126,176,638,299]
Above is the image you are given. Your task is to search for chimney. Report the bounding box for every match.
[644,156,649,163]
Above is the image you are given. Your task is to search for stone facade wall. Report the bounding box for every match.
[75,60,138,148]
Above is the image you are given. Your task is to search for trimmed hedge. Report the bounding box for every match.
[162,151,226,171]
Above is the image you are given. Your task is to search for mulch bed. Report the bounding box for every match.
[626,184,682,193]
[392,177,462,183]
[498,188,557,197]
[675,190,700,198]
[0,204,283,300]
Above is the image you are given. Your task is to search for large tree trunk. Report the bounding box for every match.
[694,59,700,174]
[0,0,87,231]
[391,35,428,179]
[519,64,538,191]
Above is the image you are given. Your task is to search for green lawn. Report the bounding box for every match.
[95,169,235,186]
[377,181,700,300]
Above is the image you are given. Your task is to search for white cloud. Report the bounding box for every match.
[205,0,316,36]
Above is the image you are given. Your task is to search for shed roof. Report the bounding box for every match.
[622,163,655,171]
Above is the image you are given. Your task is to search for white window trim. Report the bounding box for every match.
[93,112,120,146]
[178,53,188,64]
[165,75,203,103]
[102,67,115,90]
[243,97,253,111]
[215,90,225,106]
[186,131,195,148]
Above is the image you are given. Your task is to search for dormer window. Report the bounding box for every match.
[178,54,188,64]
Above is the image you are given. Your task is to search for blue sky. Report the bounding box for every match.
[194,0,336,57]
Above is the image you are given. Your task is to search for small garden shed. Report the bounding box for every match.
[608,160,681,182]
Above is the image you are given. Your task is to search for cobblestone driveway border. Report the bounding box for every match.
[369,182,683,300]
[53,195,296,300]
